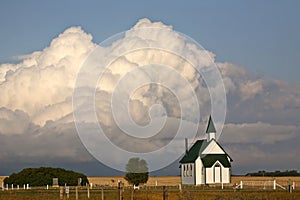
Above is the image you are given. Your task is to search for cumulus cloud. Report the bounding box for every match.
[0,18,299,174]
[0,27,95,125]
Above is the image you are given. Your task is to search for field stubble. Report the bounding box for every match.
[1,176,300,200]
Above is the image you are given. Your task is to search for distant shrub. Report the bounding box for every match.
[246,170,300,177]
[3,167,89,186]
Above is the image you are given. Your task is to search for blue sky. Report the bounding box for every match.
[0,0,299,82]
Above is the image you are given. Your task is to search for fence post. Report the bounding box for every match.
[292,182,295,190]
[101,187,104,200]
[179,184,182,192]
[87,185,90,198]
[76,187,78,200]
[240,181,243,189]
[60,187,63,200]
[118,181,121,200]
[66,186,70,199]
[273,180,276,190]
[131,188,134,200]
[163,186,168,200]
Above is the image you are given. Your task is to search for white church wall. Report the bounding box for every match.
[181,163,195,185]
[221,167,230,183]
[195,157,204,185]
[205,167,214,184]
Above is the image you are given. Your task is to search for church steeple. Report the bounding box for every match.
[206,115,216,141]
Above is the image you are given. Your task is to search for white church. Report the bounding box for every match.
[179,116,232,185]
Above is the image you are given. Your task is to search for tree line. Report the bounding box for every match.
[246,170,300,177]
[3,167,89,186]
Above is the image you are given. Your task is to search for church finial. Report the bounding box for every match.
[206,115,216,141]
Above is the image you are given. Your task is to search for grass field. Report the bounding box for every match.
[87,176,300,188]
[1,176,300,200]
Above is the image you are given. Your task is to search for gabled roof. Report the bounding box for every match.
[179,139,233,165]
[201,154,231,167]
[206,115,216,133]
[179,140,207,163]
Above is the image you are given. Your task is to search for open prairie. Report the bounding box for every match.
[87,176,300,187]
[2,175,300,187]
[1,176,300,200]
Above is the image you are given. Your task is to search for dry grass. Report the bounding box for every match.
[88,176,300,187]
[232,176,300,187]
[0,187,299,200]
[88,176,181,187]
[0,176,7,184]
[1,176,300,200]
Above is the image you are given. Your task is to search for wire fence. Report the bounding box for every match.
[0,181,298,200]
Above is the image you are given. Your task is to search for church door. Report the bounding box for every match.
[214,163,221,183]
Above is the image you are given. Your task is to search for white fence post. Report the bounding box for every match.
[273,180,276,190]
[292,182,295,190]
[240,181,243,189]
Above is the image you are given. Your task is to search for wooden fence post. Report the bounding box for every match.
[101,187,104,200]
[76,187,78,200]
[163,186,168,200]
[118,181,122,200]
[240,181,243,189]
[131,188,134,200]
[59,186,63,200]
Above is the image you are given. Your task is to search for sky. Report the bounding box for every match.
[0,0,300,176]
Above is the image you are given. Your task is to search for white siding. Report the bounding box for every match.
[202,140,225,154]
[205,162,231,184]
[181,163,195,185]
[205,167,214,184]
[221,167,230,183]
[195,157,203,185]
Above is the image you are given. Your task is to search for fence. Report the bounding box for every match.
[235,179,295,192]
[1,181,298,199]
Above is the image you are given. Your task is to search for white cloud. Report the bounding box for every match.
[0,27,95,125]
[0,18,299,174]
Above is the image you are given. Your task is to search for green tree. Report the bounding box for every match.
[124,157,149,186]
[4,167,89,186]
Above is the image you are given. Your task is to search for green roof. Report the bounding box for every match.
[201,154,231,167]
[179,140,208,163]
[206,115,216,133]
[179,139,233,166]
